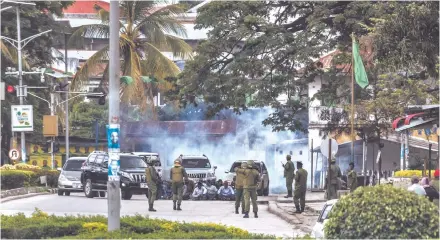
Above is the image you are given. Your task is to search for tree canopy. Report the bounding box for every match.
[177,1,439,133]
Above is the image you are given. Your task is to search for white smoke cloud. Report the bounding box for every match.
[146,107,311,193]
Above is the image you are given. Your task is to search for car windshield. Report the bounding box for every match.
[140,155,161,167]
[63,160,85,171]
[181,158,211,168]
[120,156,147,169]
[229,162,260,172]
[319,204,334,222]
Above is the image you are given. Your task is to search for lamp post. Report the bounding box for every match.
[1,0,51,162]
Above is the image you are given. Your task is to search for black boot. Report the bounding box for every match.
[235,207,239,214]
[243,212,249,218]
[254,212,258,218]
[173,201,176,210]
[294,205,301,214]
[284,190,292,198]
[148,204,157,212]
[177,204,182,211]
[300,206,305,213]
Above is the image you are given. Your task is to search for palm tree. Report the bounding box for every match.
[69,0,192,117]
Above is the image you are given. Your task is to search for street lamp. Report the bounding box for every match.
[1,0,51,163]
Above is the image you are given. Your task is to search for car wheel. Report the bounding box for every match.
[99,191,106,197]
[57,190,63,196]
[122,191,132,200]
[257,187,263,196]
[64,191,71,196]
[84,179,95,198]
[263,182,269,196]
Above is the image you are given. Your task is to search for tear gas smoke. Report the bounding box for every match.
[145,107,313,193]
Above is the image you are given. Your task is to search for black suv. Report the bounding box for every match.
[80,151,149,200]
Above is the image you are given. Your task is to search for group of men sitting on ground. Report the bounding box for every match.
[159,179,235,201]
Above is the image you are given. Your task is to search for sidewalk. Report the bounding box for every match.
[268,191,326,234]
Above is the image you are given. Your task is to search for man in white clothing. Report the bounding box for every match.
[408,176,426,196]
[218,181,235,200]
[206,180,218,200]
[191,182,207,200]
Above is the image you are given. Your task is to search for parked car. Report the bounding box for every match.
[131,152,162,177]
[224,160,270,196]
[57,157,87,196]
[311,199,338,238]
[177,154,217,183]
[80,151,148,200]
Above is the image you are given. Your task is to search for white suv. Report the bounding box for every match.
[178,154,217,183]
[311,199,338,238]
[131,152,162,177]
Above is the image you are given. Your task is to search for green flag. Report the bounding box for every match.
[352,38,369,89]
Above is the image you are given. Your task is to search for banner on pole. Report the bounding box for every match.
[107,124,120,181]
[11,105,33,132]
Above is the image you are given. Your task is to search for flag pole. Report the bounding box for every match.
[351,33,355,164]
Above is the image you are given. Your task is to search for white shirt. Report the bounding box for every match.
[192,186,207,196]
[218,186,234,195]
[206,185,218,194]
[408,184,426,196]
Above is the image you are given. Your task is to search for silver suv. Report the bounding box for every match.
[178,154,217,183]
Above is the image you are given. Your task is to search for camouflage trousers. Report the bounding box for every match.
[172,182,184,205]
[244,188,258,213]
[148,184,157,205]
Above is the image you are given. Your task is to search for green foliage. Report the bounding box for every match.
[69,101,107,139]
[1,211,274,239]
[324,185,439,239]
[0,169,59,190]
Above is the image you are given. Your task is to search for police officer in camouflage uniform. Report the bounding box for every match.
[145,158,159,212]
[237,160,260,218]
[234,161,247,214]
[347,162,358,192]
[283,155,295,198]
[326,158,342,200]
[170,158,188,210]
[293,162,308,213]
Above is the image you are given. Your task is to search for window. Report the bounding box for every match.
[87,154,97,164]
[95,155,104,164]
[318,204,334,223]
[120,156,147,169]
[63,160,86,171]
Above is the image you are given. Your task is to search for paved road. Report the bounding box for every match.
[0,193,302,238]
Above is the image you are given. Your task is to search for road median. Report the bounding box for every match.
[1,187,58,203]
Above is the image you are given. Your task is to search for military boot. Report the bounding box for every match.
[148,204,157,212]
[235,207,239,214]
[173,201,177,210]
[284,190,292,198]
[254,212,258,218]
[243,212,249,218]
[177,204,182,211]
[300,206,305,213]
[294,205,301,214]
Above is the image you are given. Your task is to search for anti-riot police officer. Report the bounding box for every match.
[234,161,247,214]
[283,155,295,198]
[326,158,342,200]
[293,161,308,213]
[347,162,358,192]
[237,160,260,218]
[145,158,159,212]
[170,158,188,210]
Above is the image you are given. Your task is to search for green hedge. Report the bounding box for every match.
[0,169,59,190]
[324,184,439,239]
[1,209,274,239]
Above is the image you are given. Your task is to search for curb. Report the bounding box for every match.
[1,188,58,203]
[268,201,318,234]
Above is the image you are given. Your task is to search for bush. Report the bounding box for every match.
[324,185,439,239]
[394,170,435,178]
[0,168,60,190]
[1,209,275,239]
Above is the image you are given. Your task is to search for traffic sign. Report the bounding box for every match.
[320,137,338,159]
[8,149,20,160]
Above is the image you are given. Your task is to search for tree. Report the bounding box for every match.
[178,1,438,133]
[177,1,391,132]
[69,0,193,117]
[1,1,73,163]
[69,101,107,139]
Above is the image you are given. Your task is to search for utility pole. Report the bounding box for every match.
[1,1,51,163]
[50,92,55,168]
[64,33,69,160]
[107,0,121,231]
